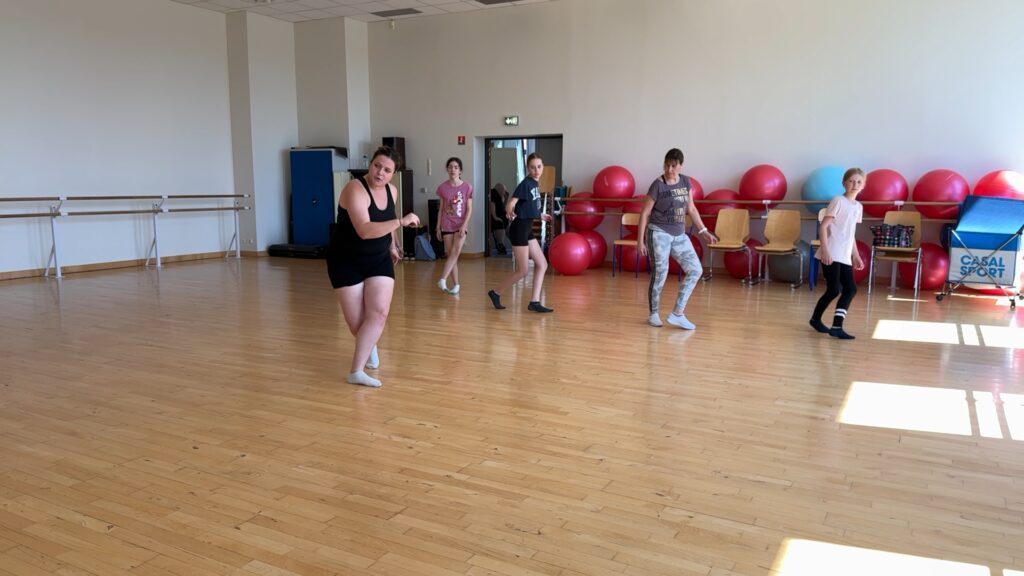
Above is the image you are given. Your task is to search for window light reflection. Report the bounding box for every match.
[773,538,990,576]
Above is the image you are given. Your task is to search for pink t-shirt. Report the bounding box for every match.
[436,180,473,232]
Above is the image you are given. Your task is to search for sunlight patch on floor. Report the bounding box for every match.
[773,538,991,576]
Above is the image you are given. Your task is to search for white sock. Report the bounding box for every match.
[448,284,460,295]
[365,345,379,369]
[347,370,381,388]
[437,278,447,292]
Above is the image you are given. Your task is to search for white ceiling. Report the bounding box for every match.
[168,0,556,23]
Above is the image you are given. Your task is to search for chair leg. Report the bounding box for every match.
[633,250,639,279]
[703,251,713,281]
[889,262,897,293]
[611,245,616,277]
[917,251,925,295]
[794,252,804,289]
[868,248,876,295]
[809,256,817,291]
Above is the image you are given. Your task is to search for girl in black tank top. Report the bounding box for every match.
[330,177,396,258]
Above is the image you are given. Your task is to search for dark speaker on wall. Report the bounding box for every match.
[382,137,405,164]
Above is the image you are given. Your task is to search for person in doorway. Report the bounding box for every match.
[637,148,717,329]
[489,182,510,255]
[487,153,554,313]
[809,167,865,340]
[327,146,420,387]
[435,157,473,295]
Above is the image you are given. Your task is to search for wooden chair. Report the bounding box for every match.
[612,213,641,277]
[869,210,923,296]
[755,209,803,288]
[703,208,754,283]
[808,208,826,291]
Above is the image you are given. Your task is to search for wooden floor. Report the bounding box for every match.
[0,256,1022,576]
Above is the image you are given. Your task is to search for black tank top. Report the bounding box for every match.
[331,177,395,258]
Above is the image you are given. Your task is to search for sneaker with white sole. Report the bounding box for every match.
[666,312,696,330]
[648,313,663,327]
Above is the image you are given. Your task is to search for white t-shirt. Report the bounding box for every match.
[815,195,862,266]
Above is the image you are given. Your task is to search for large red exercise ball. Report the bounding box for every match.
[973,170,1024,200]
[701,189,740,231]
[912,169,969,219]
[669,234,705,276]
[861,168,909,218]
[724,239,763,280]
[576,229,607,269]
[688,176,705,204]
[593,165,635,208]
[802,165,846,214]
[738,164,787,212]
[898,242,948,291]
[549,232,592,276]
[564,192,605,231]
[854,240,871,284]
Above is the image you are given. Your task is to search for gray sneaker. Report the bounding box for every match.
[666,312,696,330]
[648,313,663,327]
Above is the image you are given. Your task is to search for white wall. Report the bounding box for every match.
[368,0,1024,253]
[0,0,235,273]
[295,18,349,147]
[246,12,299,250]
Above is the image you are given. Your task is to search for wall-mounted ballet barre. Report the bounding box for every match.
[0,194,250,279]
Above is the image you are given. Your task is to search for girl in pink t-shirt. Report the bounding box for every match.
[436,157,473,295]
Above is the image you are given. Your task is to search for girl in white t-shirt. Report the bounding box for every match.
[810,168,866,340]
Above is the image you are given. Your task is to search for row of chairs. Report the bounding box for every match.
[610,209,924,294]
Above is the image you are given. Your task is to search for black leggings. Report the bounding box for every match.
[812,262,856,322]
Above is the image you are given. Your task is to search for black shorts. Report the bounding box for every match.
[508,218,535,247]
[327,251,394,289]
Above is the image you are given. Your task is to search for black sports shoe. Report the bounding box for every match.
[488,290,506,310]
[527,301,554,313]
[828,327,855,340]
[809,318,829,333]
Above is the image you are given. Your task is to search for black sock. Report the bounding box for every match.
[831,308,847,329]
[488,290,505,310]
[528,301,553,313]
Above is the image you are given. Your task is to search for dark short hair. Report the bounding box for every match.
[664,148,685,165]
[446,157,463,171]
[371,146,403,170]
[526,152,543,164]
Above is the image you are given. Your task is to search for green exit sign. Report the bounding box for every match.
[503,115,519,126]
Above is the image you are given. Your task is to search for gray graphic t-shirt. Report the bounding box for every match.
[647,175,692,237]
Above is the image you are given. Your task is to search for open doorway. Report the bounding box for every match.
[483,135,563,257]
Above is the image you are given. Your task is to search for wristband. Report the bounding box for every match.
[698,227,708,234]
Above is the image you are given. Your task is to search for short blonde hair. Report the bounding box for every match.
[843,167,865,182]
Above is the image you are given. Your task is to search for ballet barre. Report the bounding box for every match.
[0,194,250,278]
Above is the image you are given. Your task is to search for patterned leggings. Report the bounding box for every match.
[646,227,703,313]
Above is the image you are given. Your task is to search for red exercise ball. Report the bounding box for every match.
[669,234,705,275]
[861,168,909,218]
[701,189,740,231]
[912,169,969,219]
[564,192,605,231]
[593,165,635,208]
[549,232,592,276]
[898,242,948,291]
[576,229,607,269]
[738,164,787,212]
[853,240,871,284]
[724,239,763,280]
[689,176,705,204]
[973,170,1024,200]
